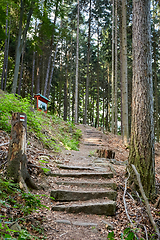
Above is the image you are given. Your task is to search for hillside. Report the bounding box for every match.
[0,92,160,240]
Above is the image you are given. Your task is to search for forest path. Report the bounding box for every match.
[34,125,127,239]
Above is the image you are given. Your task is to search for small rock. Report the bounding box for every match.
[10,222,21,231]
[55,219,71,225]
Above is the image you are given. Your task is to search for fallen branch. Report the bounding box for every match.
[0,160,7,168]
[142,225,148,240]
[120,185,134,200]
[131,164,160,239]
[123,169,135,228]
[154,195,160,209]
[0,142,9,147]
[107,163,117,175]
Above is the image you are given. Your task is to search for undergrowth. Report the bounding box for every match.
[0,176,48,239]
[0,92,82,151]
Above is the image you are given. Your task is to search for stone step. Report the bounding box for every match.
[85,131,101,134]
[83,138,102,142]
[46,172,113,179]
[57,165,94,171]
[55,180,117,190]
[84,143,99,146]
[52,200,116,216]
[55,219,98,227]
[50,189,117,201]
[84,143,104,146]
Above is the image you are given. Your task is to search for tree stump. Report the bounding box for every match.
[7,112,38,192]
[96,149,115,159]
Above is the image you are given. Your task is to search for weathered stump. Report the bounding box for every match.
[7,112,37,192]
[96,149,115,159]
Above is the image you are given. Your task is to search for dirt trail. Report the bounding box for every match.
[33,125,160,240]
[1,125,160,239]
[32,125,129,240]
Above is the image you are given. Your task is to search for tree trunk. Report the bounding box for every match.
[84,0,91,125]
[152,1,159,142]
[106,65,110,131]
[17,45,25,96]
[4,17,10,91]
[63,48,68,121]
[36,54,41,94]
[1,4,8,90]
[114,0,117,134]
[75,0,79,124]
[97,24,100,128]
[12,1,33,94]
[43,0,59,97]
[31,51,35,98]
[121,0,129,145]
[111,0,115,133]
[128,0,155,199]
[7,113,38,192]
[102,64,105,130]
[47,43,59,99]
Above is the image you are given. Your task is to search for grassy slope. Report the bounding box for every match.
[0,90,82,151]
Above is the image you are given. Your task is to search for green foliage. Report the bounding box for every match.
[107,228,145,240]
[0,224,37,240]
[20,193,47,216]
[0,177,47,239]
[107,231,115,240]
[0,93,40,132]
[0,93,81,152]
[0,177,46,214]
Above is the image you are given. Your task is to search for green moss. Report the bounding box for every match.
[128,134,155,199]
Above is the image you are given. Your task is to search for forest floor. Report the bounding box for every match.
[0,124,160,239]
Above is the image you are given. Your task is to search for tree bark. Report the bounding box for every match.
[74,0,79,124]
[84,0,91,125]
[152,1,159,142]
[47,43,59,99]
[31,51,35,98]
[97,24,100,128]
[4,17,10,91]
[114,0,118,134]
[63,47,68,121]
[7,113,38,191]
[111,0,115,133]
[43,0,59,97]
[1,4,9,91]
[12,1,33,94]
[18,44,25,96]
[128,0,155,199]
[121,0,129,145]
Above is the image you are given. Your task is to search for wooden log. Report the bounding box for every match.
[7,112,38,191]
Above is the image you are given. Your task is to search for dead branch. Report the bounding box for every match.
[106,162,117,175]
[154,195,160,209]
[120,185,134,200]
[0,142,9,147]
[0,160,7,168]
[131,164,160,239]
[142,225,149,240]
[123,169,135,228]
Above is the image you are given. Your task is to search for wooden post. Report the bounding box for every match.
[7,112,37,192]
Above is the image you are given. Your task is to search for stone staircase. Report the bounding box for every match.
[49,126,117,217]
